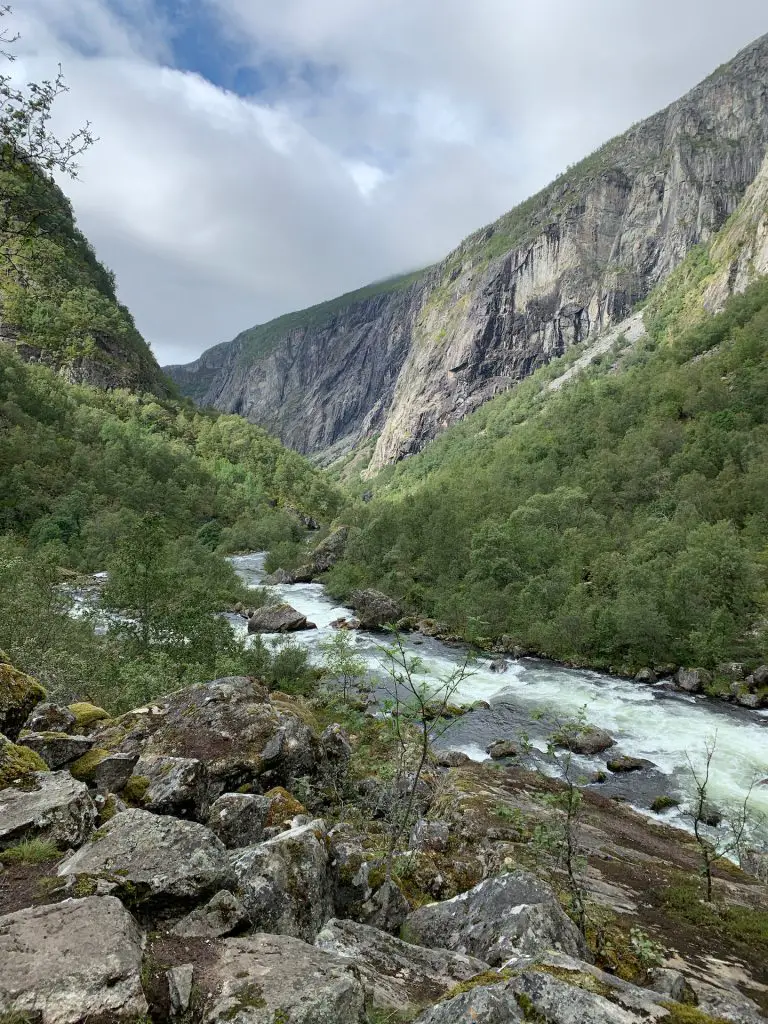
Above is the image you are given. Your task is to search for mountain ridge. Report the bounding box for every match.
[167,32,768,469]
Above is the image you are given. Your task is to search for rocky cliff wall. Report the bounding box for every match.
[167,33,768,469]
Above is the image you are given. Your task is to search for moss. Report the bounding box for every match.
[264,786,306,826]
[122,775,150,805]
[67,702,111,732]
[221,984,267,1019]
[69,747,110,782]
[660,1003,731,1024]
[0,662,47,739]
[0,838,60,864]
[442,969,513,1001]
[71,874,98,898]
[651,795,679,813]
[515,992,548,1023]
[98,793,121,824]
[0,738,48,790]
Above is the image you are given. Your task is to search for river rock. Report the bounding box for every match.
[136,754,210,819]
[0,896,147,1023]
[231,818,333,941]
[58,807,234,917]
[554,726,615,755]
[634,668,657,684]
[329,616,362,630]
[487,739,519,760]
[17,731,92,769]
[24,702,76,734]
[0,658,47,741]
[734,688,767,709]
[0,770,96,850]
[315,918,490,1011]
[248,602,314,632]
[263,568,294,584]
[434,749,471,767]
[207,792,270,848]
[349,588,402,630]
[200,932,366,1024]
[675,667,712,693]
[606,755,657,773]
[172,889,249,938]
[489,657,509,673]
[402,871,590,965]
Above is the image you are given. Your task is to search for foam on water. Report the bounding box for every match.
[231,553,768,845]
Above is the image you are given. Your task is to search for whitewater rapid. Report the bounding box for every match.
[231,553,768,848]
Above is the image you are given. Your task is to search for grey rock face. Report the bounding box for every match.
[208,792,270,848]
[173,889,249,938]
[328,822,373,916]
[24,702,76,734]
[18,731,92,769]
[414,984,523,1024]
[168,35,768,469]
[248,603,314,633]
[137,753,210,819]
[315,917,490,1012]
[201,933,367,1024]
[0,771,95,850]
[0,896,147,1023]
[675,667,712,693]
[58,807,234,916]
[349,588,402,630]
[231,819,333,941]
[402,872,590,965]
[84,751,139,793]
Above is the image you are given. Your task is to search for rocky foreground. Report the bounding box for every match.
[1,650,767,1023]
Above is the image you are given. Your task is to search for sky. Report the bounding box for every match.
[11,1,768,365]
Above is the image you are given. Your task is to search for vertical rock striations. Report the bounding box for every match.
[167,33,768,468]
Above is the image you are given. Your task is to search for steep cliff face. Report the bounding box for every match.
[168,33,768,467]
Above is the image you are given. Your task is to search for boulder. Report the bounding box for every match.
[330,616,362,630]
[328,823,373,917]
[0,732,49,791]
[402,871,590,965]
[24,702,76,734]
[349,588,402,630]
[173,889,249,938]
[264,785,307,827]
[18,731,92,769]
[634,668,657,684]
[554,726,615,755]
[733,687,767,709]
[231,818,333,941]
[753,664,768,686]
[646,967,697,1004]
[248,603,314,633]
[606,755,657,773]
[321,723,354,767]
[489,657,509,673]
[358,879,411,934]
[315,918,490,1012]
[0,770,95,850]
[167,963,195,1017]
[0,659,46,741]
[200,932,366,1024]
[675,667,712,694]
[717,663,745,681]
[508,966,669,1024]
[309,526,349,574]
[135,754,209,819]
[434,749,471,768]
[487,739,519,760]
[263,568,294,584]
[414,982,521,1023]
[0,896,147,1023]
[67,702,111,734]
[207,793,270,848]
[410,819,451,853]
[70,749,139,793]
[58,808,234,917]
[110,677,324,800]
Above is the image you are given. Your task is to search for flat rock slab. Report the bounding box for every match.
[18,732,92,769]
[403,871,590,965]
[0,895,147,1023]
[58,807,233,916]
[0,771,95,850]
[315,918,490,1012]
[202,932,366,1023]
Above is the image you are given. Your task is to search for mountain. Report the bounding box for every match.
[168,33,768,469]
[0,161,169,396]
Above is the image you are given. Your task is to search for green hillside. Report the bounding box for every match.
[328,259,768,676]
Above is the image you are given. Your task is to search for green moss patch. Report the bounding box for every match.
[67,703,111,732]
[0,738,48,790]
[69,747,110,782]
[0,663,46,740]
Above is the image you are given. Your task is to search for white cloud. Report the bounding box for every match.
[9,0,768,365]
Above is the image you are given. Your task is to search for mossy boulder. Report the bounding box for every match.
[0,732,49,790]
[70,748,139,793]
[67,702,112,734]
[0,660,47,741]
[264,786,307,827]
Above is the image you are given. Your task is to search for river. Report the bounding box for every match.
[231,553,768,851]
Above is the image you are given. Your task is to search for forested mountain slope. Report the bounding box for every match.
[169,32,768,470]
[323,207,768,676]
